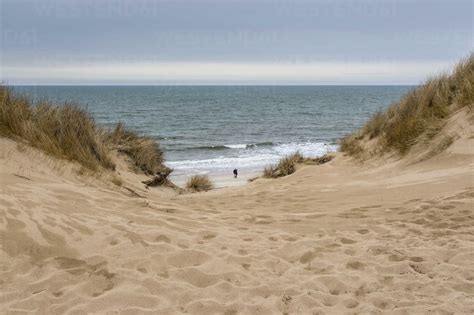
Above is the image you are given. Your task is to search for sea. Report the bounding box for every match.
[13,85,412,186]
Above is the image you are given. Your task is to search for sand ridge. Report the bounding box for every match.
[0,134,473,314]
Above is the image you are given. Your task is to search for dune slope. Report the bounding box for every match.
[1,110,473,314]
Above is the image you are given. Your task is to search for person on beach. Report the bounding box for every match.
[233,169,238,178]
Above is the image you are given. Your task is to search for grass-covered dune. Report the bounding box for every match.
[262,152,334,179]
[341,54,473,158]
[0,85,170,180]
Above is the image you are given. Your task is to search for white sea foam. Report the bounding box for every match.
[273,142,336,156]
[167,142,338,176]
[224,144,248,149]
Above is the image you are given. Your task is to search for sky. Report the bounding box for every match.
[1,0,472,85]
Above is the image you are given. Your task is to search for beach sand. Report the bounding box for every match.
[170,170,260,189]
[1,117,473,314]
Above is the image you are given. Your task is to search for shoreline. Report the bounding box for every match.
[166,143,338,188]
[170,168,261,188]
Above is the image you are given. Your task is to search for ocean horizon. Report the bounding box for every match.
[13,85,412,185]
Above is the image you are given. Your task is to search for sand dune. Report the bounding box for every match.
[1,119,473,314]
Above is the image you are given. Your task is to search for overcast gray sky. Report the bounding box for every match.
[1,0,472,84]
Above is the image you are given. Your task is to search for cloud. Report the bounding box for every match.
[2,61,454,85]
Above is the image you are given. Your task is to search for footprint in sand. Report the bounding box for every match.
[54,257,115,297]
[411,218,430,225]
[238,249,248,256]
[318,276,349,296]
[320,294,338,306]
[338,211,368,219]
[379,275,394,285]
[242,263,251,270]
[167,250,210,268]
[55,257,86,270]
[388,254,406,262]
[175,268,220,288]
[343,299,359,309]
[346,261,365,270]
[256,220,272,225]
[368,246,388,256]
[364,205,382,209]
[202,234,216,240]
[305,214,326,219]
[436,204,456,210]
[409,263,425,275]
[404,198,422,203]
[155,235,171,243]
[158,270,169,278]
[344,248,356,255]
[372,298,392,310]
[340,237,357,244]
[300,251,316,264]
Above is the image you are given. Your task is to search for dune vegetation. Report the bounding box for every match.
[186,174,214,192]
[107,122,170,176]
[341,54,473,158]
[263,152,304,178]
[262,152,334,179]
[0,85,170,180]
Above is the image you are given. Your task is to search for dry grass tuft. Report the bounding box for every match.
[303,154,335,165]
[186,175,214,192]
[340,53,473,157]
[340,134,365,158]
[263,152,304,178]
